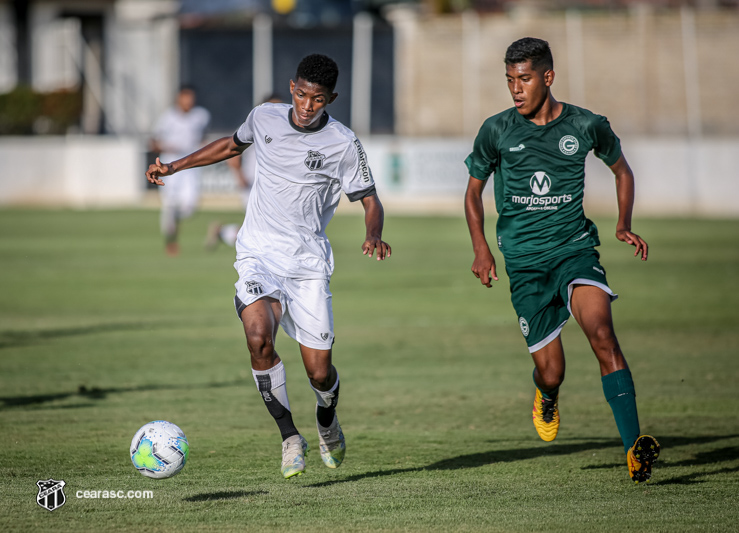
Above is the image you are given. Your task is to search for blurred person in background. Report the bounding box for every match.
[205,93,284,251]
[464,37,659,484]
[150,85,210,256]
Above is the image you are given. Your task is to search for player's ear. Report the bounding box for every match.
[544,69,555,87]
[328,92,338,104]
[289,79,295,94]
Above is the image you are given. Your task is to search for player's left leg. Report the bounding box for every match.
[570,285,659,482]
[300,346,345,468]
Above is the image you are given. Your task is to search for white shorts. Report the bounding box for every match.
[233,257,334,350]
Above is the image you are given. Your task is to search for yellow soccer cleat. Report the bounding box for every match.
[627,435,660,484]
[317,411,345,468]
[532,388,560,442]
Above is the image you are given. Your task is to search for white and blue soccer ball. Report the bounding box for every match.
[130,421,189,479]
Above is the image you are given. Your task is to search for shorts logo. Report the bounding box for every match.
[559,135,579,155]
[245,281,264,295]
[37,479,66,512]
[529,171,551,195]
[321,333,329,341]
[305,150,326,171]
[593,266,605,275]
[519,317,530,337]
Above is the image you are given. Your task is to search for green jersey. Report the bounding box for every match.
[465,103,622,268]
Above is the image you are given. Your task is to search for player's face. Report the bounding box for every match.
[177,89,196,113]
[290,78,337,129]
[506,61,553,117]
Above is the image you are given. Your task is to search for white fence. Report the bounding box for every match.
[1,136,737,217]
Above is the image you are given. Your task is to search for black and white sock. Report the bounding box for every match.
[311,371,340,428]
[252,361,299,442]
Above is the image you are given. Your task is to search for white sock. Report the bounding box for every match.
[252,361,291,411]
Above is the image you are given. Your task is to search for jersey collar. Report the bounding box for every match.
[288,108,330,133]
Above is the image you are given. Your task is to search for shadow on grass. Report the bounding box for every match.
[0,321,162,350]
[304,440,620,488]
[306,434,739,488]
[184,490,268,502]
[0,379,250,409]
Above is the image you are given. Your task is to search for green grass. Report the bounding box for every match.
[1,209,738,532]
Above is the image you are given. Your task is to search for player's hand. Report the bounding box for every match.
[616,228,648,261]
[471,248,498,287]
[145,157,174,186]
[362,237,391,260]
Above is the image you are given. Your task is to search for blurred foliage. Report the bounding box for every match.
[0,86,82,135]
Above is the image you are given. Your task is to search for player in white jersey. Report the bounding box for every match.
[150,85,210,256]
[146,55,391,479]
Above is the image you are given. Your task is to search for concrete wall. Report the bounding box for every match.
[1,135,737,217]
[0,136,143,207]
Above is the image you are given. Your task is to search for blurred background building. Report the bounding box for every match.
[1,0,738,214]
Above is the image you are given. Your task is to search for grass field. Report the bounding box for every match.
[1,209,738,532]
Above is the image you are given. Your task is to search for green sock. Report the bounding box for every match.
[533,369,558,400]
[602,369,640,453]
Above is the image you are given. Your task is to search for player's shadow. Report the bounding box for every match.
[0,380,251,410]
[304,439,619,488]
[184,490,268,502]
[0,321,162,350]
[305,434,739,489]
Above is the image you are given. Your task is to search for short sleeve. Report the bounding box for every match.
[339,138,376,202]
[464,119,499,181]
[234,107,257,147]
[590,114,621,166]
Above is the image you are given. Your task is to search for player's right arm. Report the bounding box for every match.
[145,136,247,186]
[464,176,498,288]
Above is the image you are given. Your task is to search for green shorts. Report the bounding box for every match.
[506,249,617,353]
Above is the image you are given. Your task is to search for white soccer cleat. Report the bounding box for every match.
[317,412,345,468]
[281,434,309,479]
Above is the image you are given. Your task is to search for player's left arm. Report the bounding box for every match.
[609,153,648,261]
[360,194,391,260]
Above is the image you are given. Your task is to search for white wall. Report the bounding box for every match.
[0,136,143,207]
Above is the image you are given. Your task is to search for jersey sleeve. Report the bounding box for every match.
[233,107,257,147]
[464,118,499,181]
[339,138,376,202]
[590,114,621,166]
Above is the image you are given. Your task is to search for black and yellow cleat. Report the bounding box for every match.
[532,388,560,442]
[627,434,660,484]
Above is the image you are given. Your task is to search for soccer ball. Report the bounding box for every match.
[130,421,189,479]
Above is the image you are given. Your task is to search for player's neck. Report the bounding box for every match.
[525,95,562,126]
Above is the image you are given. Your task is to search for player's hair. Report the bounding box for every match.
[295,54,339,92]
[504,37,553,72]
[179,84,196,93]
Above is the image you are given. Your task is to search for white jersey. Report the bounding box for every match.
[154,106,210,160]
[233,102,376,279]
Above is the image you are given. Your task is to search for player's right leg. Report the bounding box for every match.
[234,260,306,479]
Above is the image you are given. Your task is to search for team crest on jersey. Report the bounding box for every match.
[265,135,273,144]
[37,479,66,512]
[519,317,530,337]
[305,150,326,170]
[245,281,264,295]
[559,135,579,155]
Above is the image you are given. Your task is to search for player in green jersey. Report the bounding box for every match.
[464,37,660,483]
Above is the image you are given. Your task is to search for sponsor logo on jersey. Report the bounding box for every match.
[37,479,66,512]
[265,135,272,144]
[559,135,579,155]
[573,232,590,242]
[530,171,551,195]
[509,143,525,152]
[511,171,573,211]
[305,150,326,170]
[519,317,530,337]
[353,139,373,184]
[245,281,264,295]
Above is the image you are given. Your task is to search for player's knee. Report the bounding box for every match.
[540,371,565,391]
[244,327,275,360]
[589,324,620,355]
[305,366,331,388]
